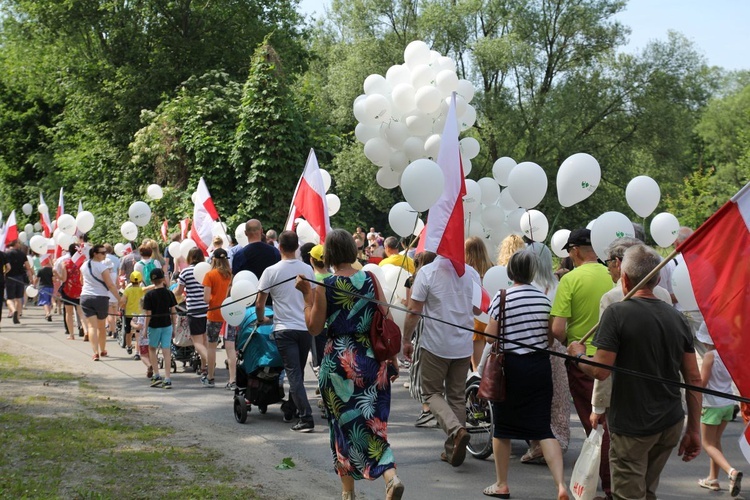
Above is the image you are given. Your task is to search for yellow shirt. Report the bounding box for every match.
[378,254,415,273]
[123,284,146,317]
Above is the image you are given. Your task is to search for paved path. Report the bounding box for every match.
[1,306,747,499]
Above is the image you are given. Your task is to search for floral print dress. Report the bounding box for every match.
[320,270,395,480]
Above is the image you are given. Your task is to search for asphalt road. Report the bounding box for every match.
[2,306,747,499]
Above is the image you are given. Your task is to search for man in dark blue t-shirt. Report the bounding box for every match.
[231,219,280,303]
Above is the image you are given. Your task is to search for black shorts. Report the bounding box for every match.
[61,290,80,306]
[188,315,207,335]
[81,296,109,320]
[5,278,25,300]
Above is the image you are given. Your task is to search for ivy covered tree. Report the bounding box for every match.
[231,39,311,230]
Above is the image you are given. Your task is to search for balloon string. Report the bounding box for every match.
[546,207,564,245]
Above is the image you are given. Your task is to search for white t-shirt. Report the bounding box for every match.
[81,260,111,297]
[410,256,480,359]
[258,259,315,332]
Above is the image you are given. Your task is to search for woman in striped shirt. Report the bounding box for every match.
[482,249,568,500]
[175,248,209,378]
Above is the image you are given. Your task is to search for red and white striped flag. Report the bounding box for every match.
[180,218,190,240]
[0,210,18,251]
[56,188,64,222]
[284,149,331,243]
[472,281,491,313]
[189,177,220,255]
[39,192,52,237]
[72,247,86,268]
[678,181,750,399]
[161,219,168,242]
[422,92,466,276]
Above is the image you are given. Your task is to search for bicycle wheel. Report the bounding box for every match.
[465,382,494,460]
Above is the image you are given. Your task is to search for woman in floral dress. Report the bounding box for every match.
[296,229,404,500]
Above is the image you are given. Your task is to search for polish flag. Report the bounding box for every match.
[122,243,133,256]
[472,281,491,313]
[72,247,86,268]
[421,92,466,276]
[0,210,18,251]
[56,188,64,222]
[161,219,169,242]
[180,218,190,240]
[284,149,330,243]
[678,181,750,398]
[39,192,52,237]
[189,177,220,256]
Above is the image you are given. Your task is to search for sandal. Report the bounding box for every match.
[698,478,720,491]
[521,447,546,465]
[385,475,404,500]
[92,353,100,361]
[100,351,108,357]
[483,484,510,499]
[729,468,743,497]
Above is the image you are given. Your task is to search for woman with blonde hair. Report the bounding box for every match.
[145,238,166,268]
[464,237,494,371]
[496,234,525,266]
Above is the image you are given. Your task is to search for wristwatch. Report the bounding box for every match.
[575,353,586,365]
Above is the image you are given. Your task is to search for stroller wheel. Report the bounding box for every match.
[257,403,267,414]
[234,396,248,424]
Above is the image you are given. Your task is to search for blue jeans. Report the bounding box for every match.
[274,329,313,420]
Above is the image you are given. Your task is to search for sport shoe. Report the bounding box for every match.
[201,377,215,388]
[127,346,133,355]
[133,353,141,361]
[225,382,236,391]
[291,420,314,433]
[150,375,163,388]
[415,410,436,427]
[163,379,172,390]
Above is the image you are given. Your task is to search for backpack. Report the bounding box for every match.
[140,259,157,286]
[62,259,83,299]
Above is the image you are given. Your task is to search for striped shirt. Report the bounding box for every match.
[488,284,551,355]
[177,265,208,317]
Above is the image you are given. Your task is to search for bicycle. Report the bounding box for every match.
[465,372,494,460]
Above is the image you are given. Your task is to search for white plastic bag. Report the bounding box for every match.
[570,427,604,500]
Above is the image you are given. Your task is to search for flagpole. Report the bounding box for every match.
[578,248,679,344]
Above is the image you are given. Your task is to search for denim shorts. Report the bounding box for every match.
[148,325,172,349]
[206,320,223,343]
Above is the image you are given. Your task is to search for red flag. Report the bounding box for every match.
[1,210,18,251]
[161,219,168,242]
[678,181,750,397]
[39,192,52,237]
[422,92,466,276]
[284,149,331,243]
[190,177,219,255]
[740,421,750,465]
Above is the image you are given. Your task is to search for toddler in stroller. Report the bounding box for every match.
[233,307,285,423]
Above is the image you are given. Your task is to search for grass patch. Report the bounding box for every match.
[0,355,260,499]
[0,352,80,382]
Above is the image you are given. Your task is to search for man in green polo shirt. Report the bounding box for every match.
[551,228,614,500]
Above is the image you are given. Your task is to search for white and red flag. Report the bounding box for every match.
[39,192,52,237]
[284,149,330,243]
[472,281,491,313]
[678,181,750,398]
[180,218,190,240]
[189,177,220,256]
[161,219,169,242]
[421,92,466,276]
[0,210,18,251]
[56,188,64,222]
[72,247,86,268]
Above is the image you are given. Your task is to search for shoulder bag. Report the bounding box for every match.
[364,271,402,362]
[478,288,507,402]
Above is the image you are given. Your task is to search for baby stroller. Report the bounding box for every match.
[233,307,285,423]
[158,305,200,373]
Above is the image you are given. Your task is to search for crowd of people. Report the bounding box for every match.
[2,219,747,500]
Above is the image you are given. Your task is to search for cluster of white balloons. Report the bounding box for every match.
[221,270,260,326]
[22,210,96,256]
[354,40,478,190]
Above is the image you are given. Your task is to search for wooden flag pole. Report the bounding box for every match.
[578,248,680,344]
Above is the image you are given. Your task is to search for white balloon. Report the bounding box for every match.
[76,211,95,233]
[483,265,513,296]
[231,279,259,307]
[671,256,698,310]
[384,121,409,150]
[550,229,571,258]
[466,219,485,238]
[22,203,32,216]
[364,137,391,167]
[234,270,259,288]
[404,40,431,68]
[24,224,33,235]
[326,194,341,216]
[114,243,126,257]
[586,219,596,230]
[18,231,27,244]
[481,205,506,229]
[355,122,381,144]
[388,202,420,238]
[508,162,548,209]
[38,203,49,215]
[452,94,467,118]
[363,74,390,96]
[404,112,432,137]
[457,79,475,103]
[462,157,473,177]
[388,150,409,172]
[146,184,164,200]
[477,177,501,205]
[626,176,661,218]
[57,232,76,249]
[506,208,526,234]
[556,153,601,207]
[459,105,476,131]
[590,211,635,261]
[363,94,392,124]
[410,64,436,88]
[400,159,444,212]
[463,179,482,214]
[57,214,77,235]
[295,219,320,245]
[362,263,386,286]
[167,241,181,260]
[435,56,456,73]
[519,210,549,242]
[381,264,411,302]
[499,188,519,211]
[435,69,459,96]
[29,235,47,254]
[403,137,425,162]
[415,86,442,114]
[459,137,480,160]
[34,222,42,232]
[385,64,411,86]
[121,221,139,241]
[353,94,370,124]
[319,169,332,193]
[391,83,416,114]
[128,201,152,227]
[413,218,425,236]
[179,238,197,259]
[376,167,401,190]
[650,212,680,248]
[424,134,441,159]
[221,297,247,326]
[25,285,39,298]
[192,262,211,284]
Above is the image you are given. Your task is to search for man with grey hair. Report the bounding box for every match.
[265,229,279,249]
[568,244,702,500]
